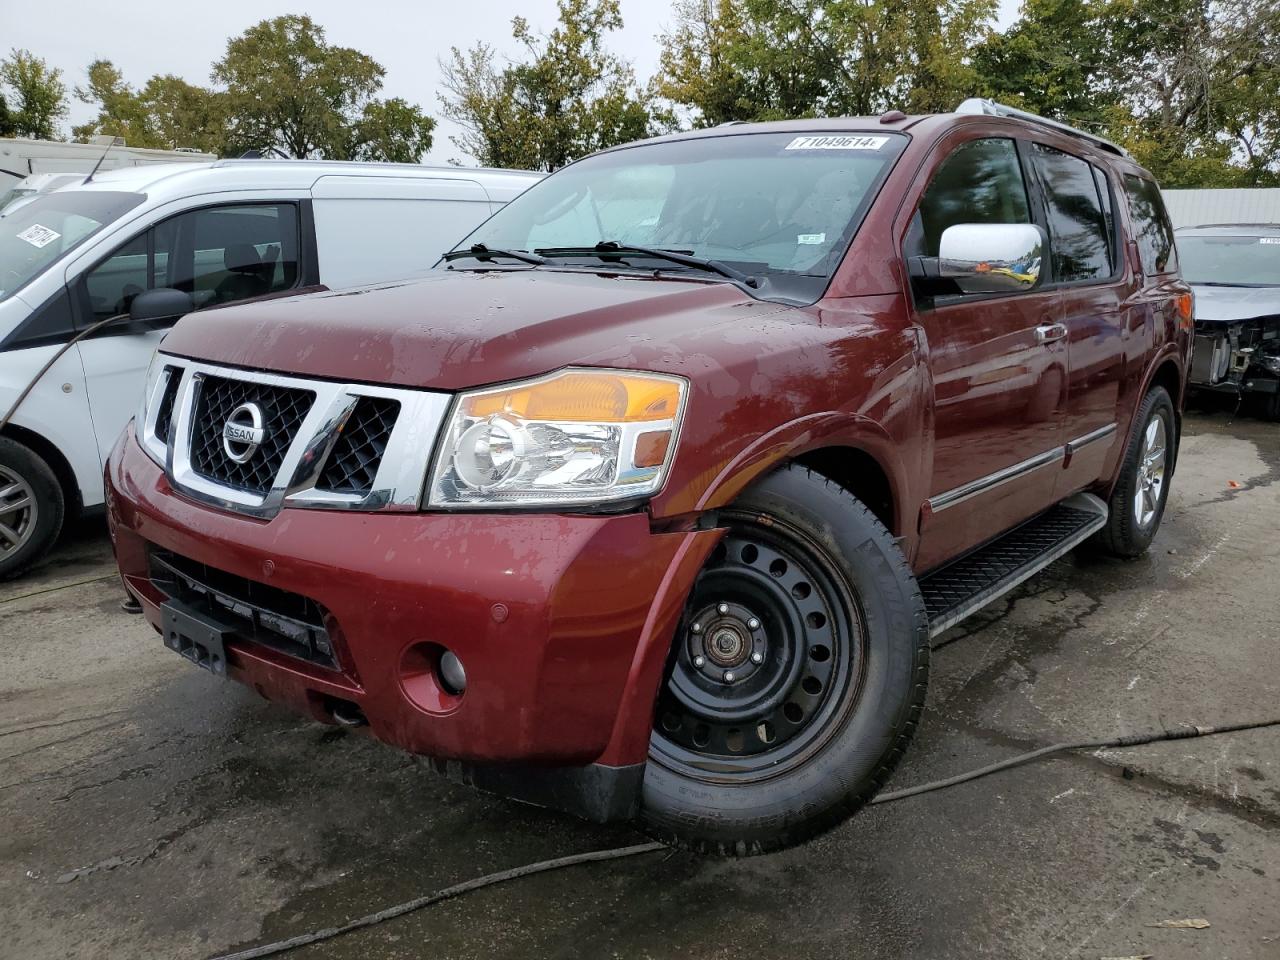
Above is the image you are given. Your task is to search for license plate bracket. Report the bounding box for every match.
[161,601,232,677]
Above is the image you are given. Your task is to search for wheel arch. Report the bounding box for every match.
[1,422,82,519]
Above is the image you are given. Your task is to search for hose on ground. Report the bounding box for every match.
[207,717,1280,960]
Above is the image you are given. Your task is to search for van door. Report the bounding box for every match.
[1026,144,1127,493]
[74,202,303,465]
[904,135,1068,571]
[311,176,492,288]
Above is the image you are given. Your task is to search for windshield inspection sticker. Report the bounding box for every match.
[785,135,889,151]
[797,233,827,245]
[16,224,61,249]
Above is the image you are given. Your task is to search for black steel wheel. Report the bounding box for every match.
[651,521,864,782]
[640,464,929,856]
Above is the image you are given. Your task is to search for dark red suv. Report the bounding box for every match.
[107,100,1192,854]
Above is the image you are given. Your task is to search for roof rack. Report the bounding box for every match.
[955,98,1130,159]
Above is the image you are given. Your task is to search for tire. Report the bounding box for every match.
[639,464,929,855]
[0,437,64,581]
[1094,386,1176,558]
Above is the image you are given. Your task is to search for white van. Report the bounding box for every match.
[0,159,542,577]
[0,136,216,193]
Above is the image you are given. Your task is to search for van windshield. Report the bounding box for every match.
[0,190,145,303]
[454,131,907,302]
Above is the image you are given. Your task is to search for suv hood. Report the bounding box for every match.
[161,269,787,390]
[1191,283,1280,323]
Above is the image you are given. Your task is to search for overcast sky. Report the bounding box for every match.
[1,0,1020,165]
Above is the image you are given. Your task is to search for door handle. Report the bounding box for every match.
[1035,323,1068,345]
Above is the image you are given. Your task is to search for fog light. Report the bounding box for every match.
[438,650,467,695]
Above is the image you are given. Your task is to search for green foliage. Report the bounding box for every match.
[212,15,433,160]
[74,61,225,153]
[0,49,68,140]
[0,92,15,137]
[440,0,667,170]
[655,0,998,126]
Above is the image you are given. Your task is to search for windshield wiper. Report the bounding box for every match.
[536,241,760,288]
[442,243,550,267]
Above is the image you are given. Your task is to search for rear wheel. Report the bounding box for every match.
[639,465,929,855]
[1094,386,1175,558]
[0,438,64,581]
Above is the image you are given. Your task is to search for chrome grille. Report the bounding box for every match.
[191,376,314,494]
[318,396,401,495]
[152,367,183,444]
[138,356,451,519]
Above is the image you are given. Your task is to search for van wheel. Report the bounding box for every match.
[1094,386,1175,558]
[640,465,929,855]
[0,438,64,581]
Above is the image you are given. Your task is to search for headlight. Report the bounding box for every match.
[427,368,686,507]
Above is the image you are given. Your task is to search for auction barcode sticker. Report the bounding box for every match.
[16,224,61,249]
[785,135,890,151]
[1260,237,1280,244]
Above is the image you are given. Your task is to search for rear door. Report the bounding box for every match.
[1026,143,1127,493]
[904,134,1068,571]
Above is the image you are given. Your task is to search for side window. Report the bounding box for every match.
[1122,174,1178,275]
[1031,144,1112,283]
[912,138,1031,258]
[162,204,300,308]
[83,233,150,322]
[1093,166,1116,267]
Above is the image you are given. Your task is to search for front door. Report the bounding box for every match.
[74,202,302,465]
[904,135,1068,571]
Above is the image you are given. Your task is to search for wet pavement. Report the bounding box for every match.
[2,407,1278,960]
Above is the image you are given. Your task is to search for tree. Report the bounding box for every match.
[0,49,68,140]
[211,15,433,161]
[75,61,225,153]
[655,0,997,127]
[0,92,15,137]
[440,0,666,170]
[972,0,1280,186]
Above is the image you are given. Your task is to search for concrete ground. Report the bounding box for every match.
[1,407,1277,960]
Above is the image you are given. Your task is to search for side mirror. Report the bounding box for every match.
[128,287,194,327]
[938,223,1045,293]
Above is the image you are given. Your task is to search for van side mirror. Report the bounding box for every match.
[937,223,1045,293]
[128,288,195,327]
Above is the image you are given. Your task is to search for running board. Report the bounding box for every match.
[920,493,1108,638]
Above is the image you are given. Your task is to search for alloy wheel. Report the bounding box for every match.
[1133,416,1167,529]
[0,465,38,560]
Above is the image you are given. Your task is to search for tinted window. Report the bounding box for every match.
[1031,144,1111,282]
[914,138,1031,257]
[1123,175,1178,275]
[167,204,299,307]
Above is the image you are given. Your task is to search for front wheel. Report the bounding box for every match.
[1094,386,1176,558]
[0,437,65,581]
[639,465,929,855]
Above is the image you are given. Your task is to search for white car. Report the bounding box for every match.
[0,159,543,578]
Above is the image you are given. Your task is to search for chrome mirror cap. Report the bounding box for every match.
[938,222,1045,293]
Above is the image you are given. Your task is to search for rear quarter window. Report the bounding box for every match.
[1122,174,1178,275]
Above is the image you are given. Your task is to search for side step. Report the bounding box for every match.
[920,493,1108,638]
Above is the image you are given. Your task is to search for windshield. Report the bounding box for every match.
[0,190,145,303]
[1177,234,1280,287]
[454,131,907,302]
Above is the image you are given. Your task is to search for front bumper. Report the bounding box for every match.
[107,427,720,814]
